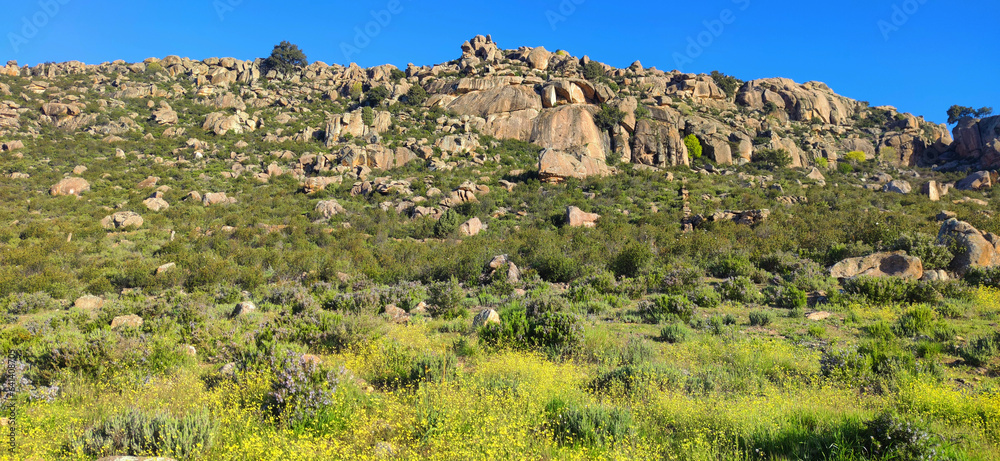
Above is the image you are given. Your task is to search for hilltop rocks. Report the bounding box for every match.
[526,47,551,70]
[566,206,600,228]
[203,111,257,136]
[737,78,853,125]
[688,209,771,227]
[539,147,611,182]
[952,116,1000,169]
[922,180,949,201]
[830,251,923,280]
[74,295,104,310]
[101,211,144,230]
[938,219,1000,275]
[50,177,90,196]
[41,102,83,117]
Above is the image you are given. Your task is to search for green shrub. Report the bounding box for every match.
[594,104,626,132]
[407,352,458,385]
[545,398,632,447]
[659,323,690,344]
[837,162,854,174]
[427,277,467,319]
[958,332,1000,367]
[5,292,60,315]
[70,409,216,459]
[891,233,953,271]
[815,157,829,169]
[709,255,756,279]
[964,266,1000,289]
[684,134,702,159]
[894,305,935,337]
[748,310,772,327]
[405,85,428,106]
[842,276,908,304]
[764,284,807,310]
[365,85,391,107]
[610,242,653,278]
[262,349,339,427]
[639,295,695,324]
[718,277,763,304]
[530,312,583,355]
[709,71,741,99]
[860,412,944,460]
[686,285,721,308]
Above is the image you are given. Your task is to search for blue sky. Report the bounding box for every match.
[3,0,996,125]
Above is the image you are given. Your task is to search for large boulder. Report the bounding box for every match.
[151,102,178,125]
[883,180,912,194]
[830,251,923,280]
[938,219,1000,275]
[472,309,501,327]
[525,47,551,70]
[459,217,483,237]
[955,171,993,191]
[539,147,611,183]
[631,118,688,167]
[111,314,144,330]
[50,177,90,196]
[484,255,521,284]
[952,115,1000,169]
[101,211,144,230]
[316,200,346,219]
[565,206,600,228]
[531,105,607,160]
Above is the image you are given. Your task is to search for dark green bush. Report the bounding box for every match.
[545,398,632,447]
[751,148,791,170]
[709,255,756,279]
[964,266,1000,289]
[842,276,909,304]
[764,284,807,310]
[718,277,763,304]
[686,285,721,308]
[860,412,944,460]
[894,305,935,337]
[659,323,690,344]
[958,332,1000,367]
[427,277,467,319]
[405,85,428,106]
[639,295,695,324]
[582,61,605,80]
[5,292,60,315]
[748,310,773,327]
[610,242,653,278]
[70,409,216,459]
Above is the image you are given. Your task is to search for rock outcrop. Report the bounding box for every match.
[830,251,923,280]
[938,219,1000,275]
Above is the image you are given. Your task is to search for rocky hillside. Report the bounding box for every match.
[1,34,995,187]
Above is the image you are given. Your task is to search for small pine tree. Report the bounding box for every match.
[262,41,308,75]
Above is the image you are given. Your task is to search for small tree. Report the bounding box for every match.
[594,104,626,132]
[582,61,605,80]
[751,148,791,170]
[365,85,391,107]
[262,41,308,75]
[710,70,741,100]
[405,85,428,106]
[684,134,702,159]
[948,105,994,124]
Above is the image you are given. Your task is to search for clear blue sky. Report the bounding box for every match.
[3,0,996,125]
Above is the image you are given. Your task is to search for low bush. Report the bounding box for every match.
[686,284,721,308]
[718,277,763,304]
[545,398,632,447]
[764,284,807,310]
[748,310,772,327]
[957,332,1000,367]
[659,323,689,344]
[427,277,467,319]
[70,409,216,459]
[638,295,695,324]
[262,350,339,426]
